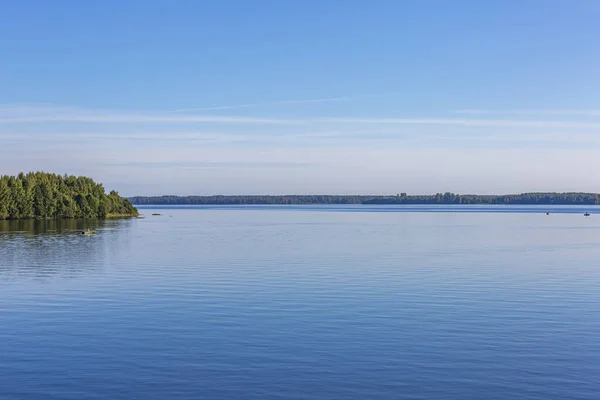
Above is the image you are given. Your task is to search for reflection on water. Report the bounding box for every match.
[0,218,107,235]
[0,218,134,280]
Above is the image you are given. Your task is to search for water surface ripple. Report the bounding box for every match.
[1,206,600,399]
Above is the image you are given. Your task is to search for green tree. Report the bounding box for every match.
[0,172,138,220]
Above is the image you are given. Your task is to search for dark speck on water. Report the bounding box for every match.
[2,204,600,399]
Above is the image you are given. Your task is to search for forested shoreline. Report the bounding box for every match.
[130,192,600,206]
[364,192,600,205]
[0,172,138,220]
[130,195,369,205]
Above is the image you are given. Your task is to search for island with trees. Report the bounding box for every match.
[129,192,600,206]
[0,172,138,220]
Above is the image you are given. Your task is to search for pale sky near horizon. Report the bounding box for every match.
[2,0,600,196]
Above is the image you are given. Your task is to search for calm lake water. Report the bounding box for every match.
[2,205,600,399]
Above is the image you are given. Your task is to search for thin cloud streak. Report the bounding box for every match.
[173,96,353,112]
[0,104,296,124]
[0,114,293,125]
[5,114,600,129]
[4,103,600,129]
[172,91,402,112]
[101,161,313,168]
[318,117,600,129]
[455,109,600,116]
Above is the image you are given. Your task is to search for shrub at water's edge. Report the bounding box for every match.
[0,172,138,220]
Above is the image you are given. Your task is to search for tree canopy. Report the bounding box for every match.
[0,172,138,220]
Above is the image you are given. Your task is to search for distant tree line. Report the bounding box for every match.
[129,195,369,205]
[365,192,600,205]
[0,172,138,220]
[130,192,600,206]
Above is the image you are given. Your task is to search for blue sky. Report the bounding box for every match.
[1,0,600,195]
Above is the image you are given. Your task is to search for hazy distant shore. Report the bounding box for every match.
[129,193,600,206]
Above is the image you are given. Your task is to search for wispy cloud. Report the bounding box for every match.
[0,115,292,125]
[171,91,402,112]
[317,117,600,129]
[172,96,353,112]
[0,105,294,125]
[101,161,313,168]
[5,103,600,131]
[454,109,600,116]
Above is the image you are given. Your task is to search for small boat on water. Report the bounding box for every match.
[80,229,96,235]
[584,213,591,217]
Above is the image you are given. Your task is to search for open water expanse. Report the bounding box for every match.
[2,205,600,399]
